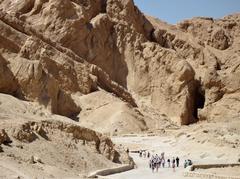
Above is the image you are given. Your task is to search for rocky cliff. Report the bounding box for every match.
[0,0,240,128]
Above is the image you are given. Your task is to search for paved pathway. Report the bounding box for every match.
[105,136,200,179]
[106,153,195,179]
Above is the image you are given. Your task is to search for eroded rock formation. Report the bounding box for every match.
[11,120,121,162]
[0,0,240,126]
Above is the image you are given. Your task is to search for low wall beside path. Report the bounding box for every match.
[184,163,240,179]
[88,163,134,178]
[190,163,240,171]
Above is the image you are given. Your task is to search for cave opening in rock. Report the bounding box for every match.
[193,82,205,120]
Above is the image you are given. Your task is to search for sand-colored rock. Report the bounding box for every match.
[0,129,11,145]
[72,91,147,135]
[0,54,17,95]
[90,65,137,107]
[0,0,240,178]
[0,93,130,178]
[0,6,137,121]
[0,129,11,152]
[12,119,122,162]
[210,28,231,50]
[0,0,240,128]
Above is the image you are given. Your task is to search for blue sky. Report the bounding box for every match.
[133,0,240,24]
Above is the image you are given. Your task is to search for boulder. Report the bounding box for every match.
[0,129,11,144]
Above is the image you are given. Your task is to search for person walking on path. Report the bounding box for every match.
[151,156,156,173]
[155,154,160,172]
[149,157,153,169]
[147,152,150,158]
[162,158,165,168]
[143,151,146,158]
[176,157,180,167]
[167,159,170,168]
[172,157,176,172]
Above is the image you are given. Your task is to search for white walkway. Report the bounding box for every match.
[107,153,194,179]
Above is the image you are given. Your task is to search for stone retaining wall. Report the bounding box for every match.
[88,164,134,178]
[191,163,240,170]
[184,171,240,179]
[184,163,240,179]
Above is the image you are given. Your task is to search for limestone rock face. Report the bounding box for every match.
[73,91,147,135]
[0,11,121,120]
[210,28,230,50]
[0,0,240,127]
[0,54,17,94]
[0,31,82,118]
[151,60,197,125]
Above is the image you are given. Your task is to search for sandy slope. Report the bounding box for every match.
[0,93,126,179]
[72,91,148,135]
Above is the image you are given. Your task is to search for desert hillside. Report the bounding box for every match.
[0,0,240,178]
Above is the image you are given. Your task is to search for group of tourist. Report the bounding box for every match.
[148,153,180,172]
[184,159,193,168]
[138,150,191,172]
